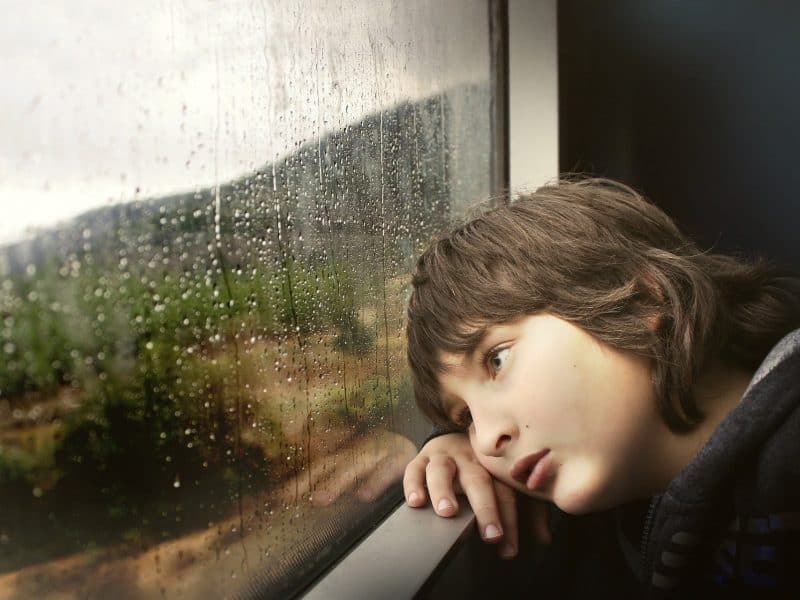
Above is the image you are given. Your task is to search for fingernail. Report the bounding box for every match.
[437,498,453,513]
[500,543,516,558]
[484,524,502,539]
[407,492,420,505]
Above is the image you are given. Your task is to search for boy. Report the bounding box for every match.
[402,178,800,596]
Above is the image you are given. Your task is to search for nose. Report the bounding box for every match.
[470,405,517,458]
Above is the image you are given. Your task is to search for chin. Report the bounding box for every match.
[553,494,597,515]
[552,475,614,515]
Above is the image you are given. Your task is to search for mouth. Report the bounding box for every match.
[510,449,551,492]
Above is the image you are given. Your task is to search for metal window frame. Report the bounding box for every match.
[490,0,511,202]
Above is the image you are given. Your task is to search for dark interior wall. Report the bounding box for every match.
[559,1,800,267]
[425,7,800,596]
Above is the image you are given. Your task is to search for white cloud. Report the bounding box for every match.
[0,0,489,244]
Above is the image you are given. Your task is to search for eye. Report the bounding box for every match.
[485,347,510,377]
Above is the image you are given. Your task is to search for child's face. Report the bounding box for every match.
[437,313,666,514]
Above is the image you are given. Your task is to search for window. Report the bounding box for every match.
[0,1,497,596]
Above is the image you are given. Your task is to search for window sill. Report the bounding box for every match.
[302,502,476,599]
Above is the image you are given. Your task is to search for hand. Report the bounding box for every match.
[403,432,551,559]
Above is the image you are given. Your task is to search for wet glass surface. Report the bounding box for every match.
[0,1,493,597]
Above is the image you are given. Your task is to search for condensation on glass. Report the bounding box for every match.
[0,1,493,597]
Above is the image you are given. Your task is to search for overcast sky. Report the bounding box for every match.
[0,0,489,245]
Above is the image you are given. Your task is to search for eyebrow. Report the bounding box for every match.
[435,328,491,375]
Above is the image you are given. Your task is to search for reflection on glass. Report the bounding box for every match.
[0,1,492,597]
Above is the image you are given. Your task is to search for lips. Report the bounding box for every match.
[510,449,551,491]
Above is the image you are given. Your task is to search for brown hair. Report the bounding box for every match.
[406,177,800,432]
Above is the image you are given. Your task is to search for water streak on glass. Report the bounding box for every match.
[0,1,492,597]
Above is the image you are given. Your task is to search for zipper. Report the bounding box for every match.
[640,494,662,582]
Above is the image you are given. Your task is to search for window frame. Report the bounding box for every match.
[297,1,513,598]
[298,0,561,596]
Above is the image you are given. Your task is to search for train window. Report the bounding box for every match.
[0,1,496,597]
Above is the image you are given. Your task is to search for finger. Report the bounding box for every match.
[357,447,412,502]
[425,455,460,517]
[459,466,506,544]
[528,499,552,545]
[402,455,430,507]
[493,482,519,559]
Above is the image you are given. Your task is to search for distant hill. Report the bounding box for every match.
[0,84,490,278]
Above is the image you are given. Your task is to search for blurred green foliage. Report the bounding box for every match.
[0,252,376,571]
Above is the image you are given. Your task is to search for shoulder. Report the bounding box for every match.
[743,328,800,482]
[744,328,800,395]
[736,329,800,504]
[726,328,800,574]
[644,331,800,595]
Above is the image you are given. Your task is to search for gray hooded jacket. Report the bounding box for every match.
[638,328,800,597]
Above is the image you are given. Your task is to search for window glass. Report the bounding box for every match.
[0,1,493,596]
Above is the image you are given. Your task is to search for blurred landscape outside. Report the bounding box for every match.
[0,2,493,598]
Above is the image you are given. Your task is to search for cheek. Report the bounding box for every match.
[552,457,618,514]
[517,369,585,437]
